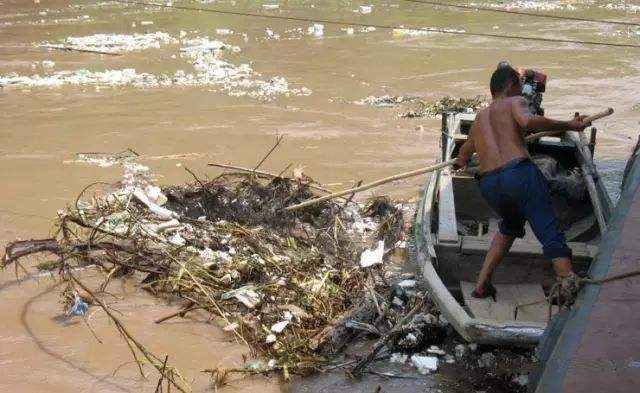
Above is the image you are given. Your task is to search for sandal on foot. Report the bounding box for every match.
[471,283,497,301]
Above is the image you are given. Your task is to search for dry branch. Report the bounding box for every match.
[351,297,426,376]
[69,274,191,392]
[207,162,335,194]
[253,134,284,172]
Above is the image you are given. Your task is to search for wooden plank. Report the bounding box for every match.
[461,281,514,321]
[486,220,536,241]
[512,284,549,323]
[461,281,549,323]
[438,168,458,243]
[460,236,594,260]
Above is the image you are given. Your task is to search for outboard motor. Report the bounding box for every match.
[497,61,547,115]
[519,67,547,115]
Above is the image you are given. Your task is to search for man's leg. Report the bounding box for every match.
[474,232,516,294]
[551,257,574,277]
[524,165,575,277]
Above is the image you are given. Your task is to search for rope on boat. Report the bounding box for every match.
[400,0,640,28]
[515,270,640,322]
[113,0,640,49]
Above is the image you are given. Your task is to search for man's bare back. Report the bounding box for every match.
[469,97,530,173]
[455,95,588,173]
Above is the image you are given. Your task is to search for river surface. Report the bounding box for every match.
[1,0,639,391]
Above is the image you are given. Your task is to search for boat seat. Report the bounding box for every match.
[460,281,550,323]
[486,219,539,242]
[461,236,596,261]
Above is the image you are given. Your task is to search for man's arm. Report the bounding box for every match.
[511,97,589,133]
[453,132,475,170]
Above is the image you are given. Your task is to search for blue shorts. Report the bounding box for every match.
[477,158,572,260]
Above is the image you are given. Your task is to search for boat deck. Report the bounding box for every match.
[460,281,548,323]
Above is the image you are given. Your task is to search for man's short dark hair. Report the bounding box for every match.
[490,65,520,96]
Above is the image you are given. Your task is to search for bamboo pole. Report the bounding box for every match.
[524,108,613,142]
[283,160,455,211]
[283,108,614,212]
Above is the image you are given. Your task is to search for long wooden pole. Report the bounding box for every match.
[284,160,455,211]
[524,108,613,141]
[283,108,614,212]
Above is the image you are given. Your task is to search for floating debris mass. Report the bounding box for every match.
[0,33,311,100]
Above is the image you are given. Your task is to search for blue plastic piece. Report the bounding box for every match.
[69,297,89,316]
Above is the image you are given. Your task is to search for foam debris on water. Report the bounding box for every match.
[354,95,420,107]
[43,32,178,53]
[392,26,465,38]
[308,23,324,37]
[359,5,373,14]
[601,2,640,12]
[596,27,640,38]
[178,37,311,99]
[470,0,577,11]
[1,35,312,100]
[356,95,488,118]
[0,68,162,88]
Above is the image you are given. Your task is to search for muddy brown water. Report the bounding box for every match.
[1,0,639,391]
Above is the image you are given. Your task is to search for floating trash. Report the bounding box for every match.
[42,32,178,53]
[354,94,488,118]
[359,5,373,14]
[411,354,438,374]
[2,35,312,100]
[67,293,89,316]
[3,157,406,375]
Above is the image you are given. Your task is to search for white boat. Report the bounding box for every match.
[413,111,613,346]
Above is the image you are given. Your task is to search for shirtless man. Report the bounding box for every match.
[454,65,590,299]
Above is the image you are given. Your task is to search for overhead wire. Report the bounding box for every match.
[113,0,640,49]
[399,0,640,28]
